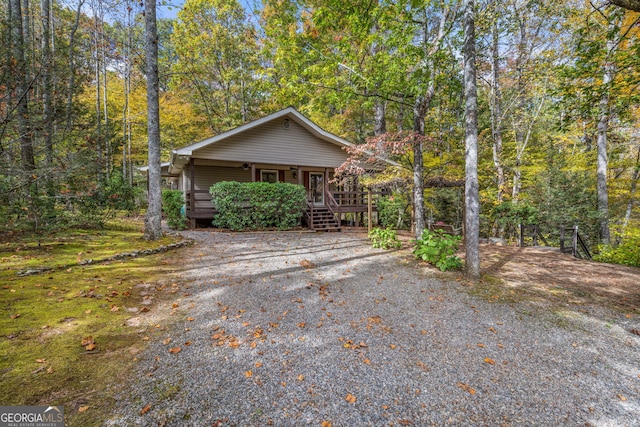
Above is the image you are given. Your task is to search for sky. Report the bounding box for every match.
[157,0,185,20]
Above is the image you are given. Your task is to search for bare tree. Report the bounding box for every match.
[144,0,163,240]
[464,0,480,280]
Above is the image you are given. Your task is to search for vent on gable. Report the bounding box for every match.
[282,119,291,130]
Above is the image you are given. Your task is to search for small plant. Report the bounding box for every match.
[413,229,462,271]
[368,227,402,250]
[162,190,186,230]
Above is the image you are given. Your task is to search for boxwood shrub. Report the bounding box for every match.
[210,181,307,230]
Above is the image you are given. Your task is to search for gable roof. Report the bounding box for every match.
[169,107,354,174]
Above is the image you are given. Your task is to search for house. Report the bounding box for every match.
[166,107,377,230]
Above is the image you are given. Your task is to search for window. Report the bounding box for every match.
[261,170,278,183]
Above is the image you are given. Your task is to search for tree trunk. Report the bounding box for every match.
[374,99,386,136]
[64,0,84,132]
[464,0,480,280]
[490,10,505,206]
[413,96,426,240]
[10,0,35,175]
[144,0,163,240]
[41,0,54,196]
[596,37,615,245]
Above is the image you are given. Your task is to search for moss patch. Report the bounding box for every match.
[0,219,185,426]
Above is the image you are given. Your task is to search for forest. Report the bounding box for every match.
[1,0,639,264]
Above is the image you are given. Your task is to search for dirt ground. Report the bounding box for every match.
[477,243,640,314]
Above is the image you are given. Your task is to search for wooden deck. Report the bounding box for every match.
[185,189,384,229]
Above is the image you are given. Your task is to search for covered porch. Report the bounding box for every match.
[183,159,382,230]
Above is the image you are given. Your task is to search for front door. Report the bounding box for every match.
[309,173,324,206]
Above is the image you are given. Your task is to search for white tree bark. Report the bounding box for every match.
[596,37,616,245]
[464,0,480,280]
[144,0,163,240]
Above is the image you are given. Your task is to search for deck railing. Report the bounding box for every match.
[185,190,217,220]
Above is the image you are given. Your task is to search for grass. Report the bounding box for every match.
[0,219,184,426]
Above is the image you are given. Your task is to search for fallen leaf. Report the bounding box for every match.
[300,259,315,269]
[168,347,181,354]
[184,341,192,346]
[110,305,119,312]
[618,394,627,401]
[85,343,96,351]
[81,336,94,346]
[84,309,92,314]
[457,382,476,394]
[245,370,253,378]
[78,406,89,413]
[242,322,251,327]
[36,358,46,363]
[140,405,151,415]
[345,393,357,403]
[297,374,304,381]
[484,358,496,365]
[321,422,332,427]
[10,313,20,319]
[389,344,397,349]
[477,343,485,348]
[255,361,263,368]
[46,366,54,374]
[186,317,195,322]
[162,338,171,345]
[363,358,371,365]
[172,303,179,308]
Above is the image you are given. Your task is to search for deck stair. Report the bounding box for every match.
[305,205,341,231]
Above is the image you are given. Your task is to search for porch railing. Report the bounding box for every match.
[185,190,217,220]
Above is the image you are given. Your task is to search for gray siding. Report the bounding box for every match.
[193,119,348,167]
[185,165,252,191]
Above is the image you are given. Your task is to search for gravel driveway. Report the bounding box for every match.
[106,231,640,426]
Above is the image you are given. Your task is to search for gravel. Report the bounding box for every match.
[105,230,640,426]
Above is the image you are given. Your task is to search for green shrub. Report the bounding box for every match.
[594,227,640,268]
[210,182,306,230]
[104,173,142,213]
[413,229,462,271]
[378,194,410,229]
[490,201,539,241]
[162,190,186,230]
[368,227,402,249]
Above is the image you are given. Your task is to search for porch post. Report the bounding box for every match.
[189,157,195,229]
[251,163,256,182]
[367,188,373,233]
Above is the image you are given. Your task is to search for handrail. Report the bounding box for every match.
[325,190,340,215]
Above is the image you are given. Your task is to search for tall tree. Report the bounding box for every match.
[464,0,480,279]
[10,0,36,176]
[144,0,162,240]
[172,0,262,133]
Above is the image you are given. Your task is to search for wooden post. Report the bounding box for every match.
[189,157,195,229]
[251,163,256,182]
[572,226,578,257]
[519,223,524,247]
[367,188,373,233]
[533,225,538,246]
[559,225,565,252]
